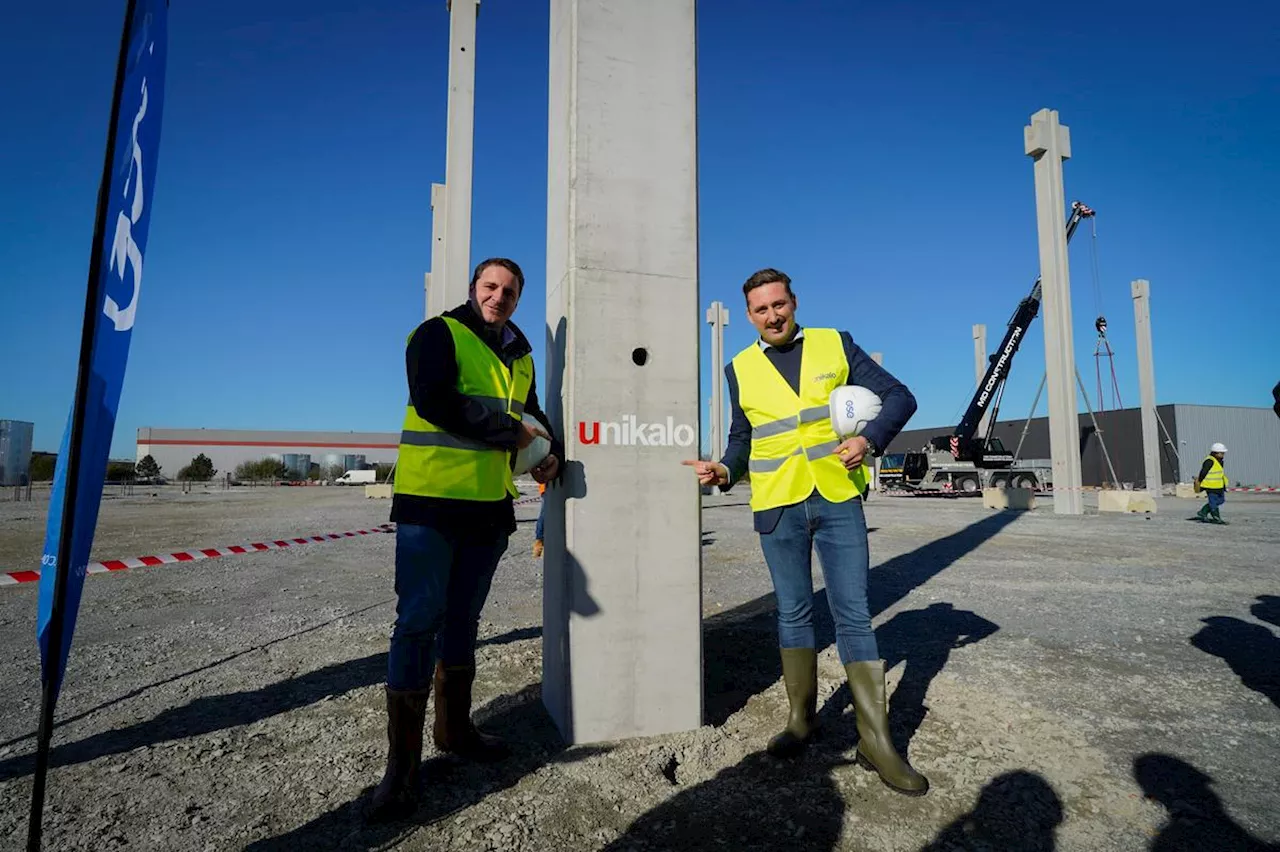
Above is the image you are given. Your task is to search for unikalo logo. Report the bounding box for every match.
[578,415,696,448]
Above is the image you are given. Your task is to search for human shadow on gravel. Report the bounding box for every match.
[814,602,1000,753]
[704,511,1020,727]
[1189,616,1280,708]
[601,748,850,852]
[0,653,389,783]
[920,770,1063,851]
[243,684,605,851]
[477,625,541,648]
[1134,753,1277,852]
[1251,595,1280,629]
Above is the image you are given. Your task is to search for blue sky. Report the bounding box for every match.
[2,0,1277,457]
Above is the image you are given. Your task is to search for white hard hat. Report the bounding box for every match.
[513,433,552,475]
[1210,442,1227,454]
[829,385,883,439]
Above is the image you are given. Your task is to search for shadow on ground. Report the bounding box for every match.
[921,770,1064,851]
[1190,614,1280,708]
[1134,753,1277,851]
[704,511,1019,727]
[244,683,606,851]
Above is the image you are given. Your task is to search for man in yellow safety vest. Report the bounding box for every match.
[367,258,562,822]
[683,268,927,796]
[1193,442,1229,525]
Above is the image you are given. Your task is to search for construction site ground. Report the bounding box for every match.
[0,484,1276,851]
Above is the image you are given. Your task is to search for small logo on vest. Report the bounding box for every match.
[578,416,696,447]
[813,372,838,382]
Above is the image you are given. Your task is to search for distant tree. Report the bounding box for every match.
[375,462,395,483]
[234,458,288,482]
[29,453,57,482]
[178,453,217,482]
[105,460,136,482]
[135,454,161,481]
[325,463,345,480]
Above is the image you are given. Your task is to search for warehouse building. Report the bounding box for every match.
[885,403,1280,489]
[135,428,399,480]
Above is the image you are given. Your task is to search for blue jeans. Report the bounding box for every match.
[758,492,877,664]
[1207,490,1225,511]
[387,523,508,691]
[535,500,546,541]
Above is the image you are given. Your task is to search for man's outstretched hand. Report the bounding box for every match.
[682,459,729,487]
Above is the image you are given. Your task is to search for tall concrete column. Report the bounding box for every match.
[1025,108,1083,514]
[544,0,701,744]
[440,0,478,311]
[706,300,729,461]
[426,182,448,318]
[1132,279,1162,493]
[972,324,990,438]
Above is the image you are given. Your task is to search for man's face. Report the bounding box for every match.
[1213,452,1225,461]
[470,265,521,327]
[746,281,798,346]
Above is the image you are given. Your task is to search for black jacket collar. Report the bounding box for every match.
[445,302,533,360]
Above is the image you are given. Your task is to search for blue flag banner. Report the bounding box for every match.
[37,0,167,697]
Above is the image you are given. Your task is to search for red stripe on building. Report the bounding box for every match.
[140,440,397,449]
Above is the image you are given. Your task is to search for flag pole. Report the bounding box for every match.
[27,1,139,848]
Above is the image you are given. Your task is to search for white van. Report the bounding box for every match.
[334,469,377,485]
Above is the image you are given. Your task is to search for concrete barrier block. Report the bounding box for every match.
[1175,483,1198,500]
[364,483,393,499]
[1098,491,1157,513]
[983,487,1036,510]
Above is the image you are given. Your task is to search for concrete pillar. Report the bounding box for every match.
[706,300,729,461]
[440,0,478,312]
[543,0,701,744]
[1132,279,1162,493]
[426,182,448,318]
[972,324,990,438]
[1025,109,1083,514]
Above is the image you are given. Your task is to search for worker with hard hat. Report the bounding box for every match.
[683,268,927,796]
[368,257,562,822]
[1193,442,1230,525]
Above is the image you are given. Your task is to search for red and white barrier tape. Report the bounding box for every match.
[0,524,395,587]
[1227,486,1278,493]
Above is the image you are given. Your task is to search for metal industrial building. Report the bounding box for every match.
[0,420,35,486]
[135,428,399,480]
[885,404,1280,489]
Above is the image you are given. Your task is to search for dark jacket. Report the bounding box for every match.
[390,302,563,535]
[718,328,917,534]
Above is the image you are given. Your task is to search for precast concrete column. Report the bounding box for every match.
[440,0,478,311]
[706,300,729,461]
[543,0,701,744]
[426,182,447,318]
[1132,279,1162,493]
[973,324,990,438]
[1025,109,1083,514]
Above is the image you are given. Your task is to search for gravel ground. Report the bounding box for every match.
[0,483,1276,851]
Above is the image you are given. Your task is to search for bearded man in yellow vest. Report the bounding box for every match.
[367,258,562,822]
[684,268,928,796]
[1193,442,1230,525]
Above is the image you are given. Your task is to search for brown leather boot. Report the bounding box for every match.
[432,661,509,762]
[365,686,430,823]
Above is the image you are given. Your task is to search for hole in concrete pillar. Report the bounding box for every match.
[631,348,648,366]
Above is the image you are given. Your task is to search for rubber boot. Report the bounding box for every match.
[766,647,818,758]
[432,661,509,762]
[1210,508,1229,525]
[365,686,430,823]
[1194,503,1211,522]
[845,660,929,796]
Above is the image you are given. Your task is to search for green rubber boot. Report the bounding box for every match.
[1195,503,1211,522]
[1210,508,1229,525]
[845,660,929,796]
[766,647,818,758]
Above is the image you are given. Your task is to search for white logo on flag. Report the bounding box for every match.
[104,78,149,332]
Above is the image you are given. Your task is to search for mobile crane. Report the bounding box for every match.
[893,201,1096,494]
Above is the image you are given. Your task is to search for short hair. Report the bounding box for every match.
[742,268,793,300]
[470,257,525,293]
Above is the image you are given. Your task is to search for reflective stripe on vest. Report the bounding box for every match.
[395,317,534,501]
[731,328,868,512]
[1200,456,1227,490]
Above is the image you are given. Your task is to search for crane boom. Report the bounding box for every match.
[950,201,1095,463]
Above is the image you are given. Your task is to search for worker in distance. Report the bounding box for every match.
[683,268,928,796]
[1192,442,1230,525]
[367,258,562,822]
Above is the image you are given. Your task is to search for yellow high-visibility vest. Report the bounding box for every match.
[1199,456,1227,490]
[731,328,868,512]
[394,317,533,501]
